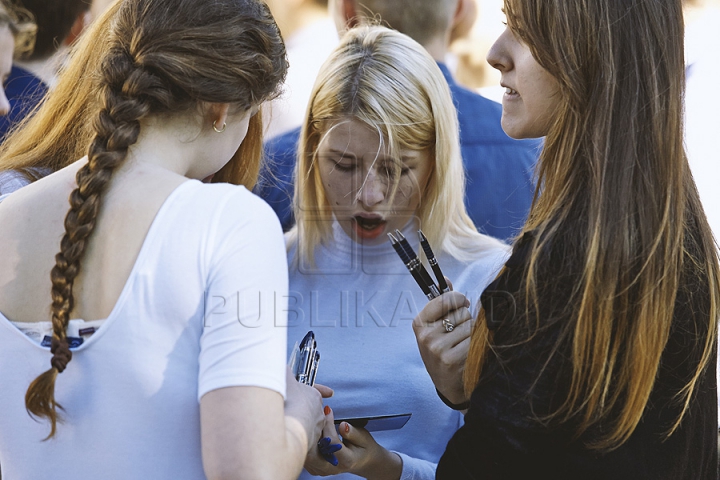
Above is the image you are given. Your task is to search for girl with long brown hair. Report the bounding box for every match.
[0,0,327,478]
[415,0,720,478]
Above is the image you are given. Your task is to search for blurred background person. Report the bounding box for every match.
[0,0,90,143]
[262,0,339,139]
[90,0,114,21]
[0,0,35,141]
[256,0,541,242]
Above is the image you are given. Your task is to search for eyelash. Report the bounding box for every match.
[332,163,411,176]
[333,162,355,172]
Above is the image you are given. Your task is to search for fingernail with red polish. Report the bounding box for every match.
[344,422,350,434]
[324,405,331,415]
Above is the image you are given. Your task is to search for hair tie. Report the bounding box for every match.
[50,337,73,374]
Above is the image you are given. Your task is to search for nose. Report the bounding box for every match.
[486,27,512,73]
[357,169,386,207]
[0,87,9,116]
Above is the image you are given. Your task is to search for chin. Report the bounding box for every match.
[501,123,545,140]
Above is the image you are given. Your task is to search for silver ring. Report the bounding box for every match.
[442,318,455,333]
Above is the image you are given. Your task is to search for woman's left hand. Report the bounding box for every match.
[304,406,403,480]
[412,286,473,407]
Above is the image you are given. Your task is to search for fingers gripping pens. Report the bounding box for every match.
[290,332,342,465]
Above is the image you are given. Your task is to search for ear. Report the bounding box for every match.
[208,103,231,130]
[64,10,91,46]
[450,0,477,43]
[341,0,360,29]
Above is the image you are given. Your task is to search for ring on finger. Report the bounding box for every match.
[442,318,455,333]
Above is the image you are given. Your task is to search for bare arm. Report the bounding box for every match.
[201,377,326,480]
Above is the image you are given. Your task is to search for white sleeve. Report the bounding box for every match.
[394,452,438,480]
[198,190,289,401]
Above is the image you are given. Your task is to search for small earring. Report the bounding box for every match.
[213,120,226,133]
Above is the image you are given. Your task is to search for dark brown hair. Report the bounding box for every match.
[24,0,287,438]
[465,0,719,450]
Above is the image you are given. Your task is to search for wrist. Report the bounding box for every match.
[284,415,310,456]
[436,388,470,410]
[357,447,402,480]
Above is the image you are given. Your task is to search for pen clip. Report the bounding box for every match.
[418,229,450,293]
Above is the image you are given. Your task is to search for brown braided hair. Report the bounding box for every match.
[24,0,287,438]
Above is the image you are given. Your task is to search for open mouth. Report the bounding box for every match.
[352,215,387,240]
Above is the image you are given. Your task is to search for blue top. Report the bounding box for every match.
[286,221,509,479]
[255,63,542,242]
[0,66,48,142]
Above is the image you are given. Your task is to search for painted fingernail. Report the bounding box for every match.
[324,405,331,415]
[344,422,350,434]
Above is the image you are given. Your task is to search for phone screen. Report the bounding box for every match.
[334,413,412,432]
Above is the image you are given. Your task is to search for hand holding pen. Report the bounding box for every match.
[389,229,473,407]
[388,229,456,331]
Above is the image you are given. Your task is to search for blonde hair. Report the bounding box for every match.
[290,25,503,265]
[0,0,116,180]
[465,0,719,451]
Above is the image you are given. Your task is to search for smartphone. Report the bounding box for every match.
[334,413,412,432]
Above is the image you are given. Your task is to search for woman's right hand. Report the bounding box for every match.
[284,368,332,455]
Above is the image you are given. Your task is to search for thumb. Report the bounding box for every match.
[314,383,334,398]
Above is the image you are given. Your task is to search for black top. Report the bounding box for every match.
[437,231,718,480]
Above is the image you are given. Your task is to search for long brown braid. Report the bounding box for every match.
[24,0,287,438]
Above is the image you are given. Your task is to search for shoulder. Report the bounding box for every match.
[4,65,48,98]
[166,182,282,241]
[197,182,280,225]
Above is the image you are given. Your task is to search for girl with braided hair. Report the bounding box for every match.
[0,0,328,478]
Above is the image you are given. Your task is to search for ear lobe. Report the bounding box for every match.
[209,103,230,130]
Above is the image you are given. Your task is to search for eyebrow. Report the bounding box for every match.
[323,147,421,166]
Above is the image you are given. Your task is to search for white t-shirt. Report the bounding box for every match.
[0,180,289,479]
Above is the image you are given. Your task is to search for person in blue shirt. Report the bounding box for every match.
[0,1,35,137]
[255,0,542,242]
[0,0,90,143]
